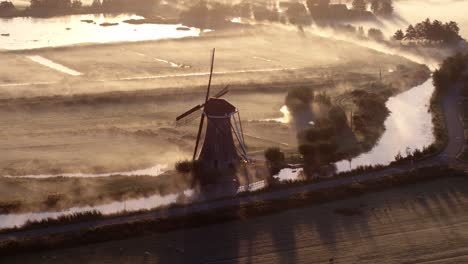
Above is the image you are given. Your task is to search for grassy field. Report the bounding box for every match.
[0,27,429,213]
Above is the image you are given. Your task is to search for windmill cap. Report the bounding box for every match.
[204,98,236,116]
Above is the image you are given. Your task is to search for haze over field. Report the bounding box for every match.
[1,0,468,261]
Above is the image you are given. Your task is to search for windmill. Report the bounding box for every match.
[176,49,249,171]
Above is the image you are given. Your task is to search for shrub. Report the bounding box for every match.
[0,201,22,214]
[285,87,314,111]
[264,147,285,165]
[368,28,384,41]
[175,160,194,173]
[328,106,347,128]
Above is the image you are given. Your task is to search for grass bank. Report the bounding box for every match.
[0,165,464,256]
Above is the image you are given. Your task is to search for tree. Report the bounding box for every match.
[393,29,404,41]
[180,1,210,28]
[394,151,403,162]
[91,0,101,9]
[0,1,16,15]
[71,0,82,9]
[445,21,460,35]
[368,28,384,41]
[370,0,379,14]
[400,19,462,44]
[264,147,286,178]
[328,106,347,128]
[175,160,194,173]
[29,0,72,11]
[357,26,365,38]
[405,24,416,40]
[285,86,314,112]
[286,2,311,26]
[306,0,330,9]
[380,0,393,16]
[253,5,279,22]
[352,0,366,12]
[0,1,14,10]
[264,147,285,165]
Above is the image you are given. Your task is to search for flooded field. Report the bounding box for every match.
[0,14,200,50]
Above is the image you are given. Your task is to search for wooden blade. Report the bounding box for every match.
[176,104,203,121]
[204,48,216,103]
[193,114,205,160]
[214,85,229,98]
[175,108,202,127]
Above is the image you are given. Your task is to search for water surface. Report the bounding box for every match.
[336,78,435,171]
[0,189,194,230]
[0,14,201,50]
[8,164,168,178]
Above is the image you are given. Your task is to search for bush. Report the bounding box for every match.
[304,125,335,142]
[175,160,194,173]
[368,28,384,41]
[264,147,285,165]
[285,87,314,111]
[328,106,347,128]
[0,201,22,214]
[252,5,279,22]
[285,2,311,26]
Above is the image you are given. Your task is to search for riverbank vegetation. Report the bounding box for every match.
[0,172,193,214]
[386,53,468,165]
[431,52,468,160]
[277,62,429,178]
[405,52,468,162]
[0,0,161,17]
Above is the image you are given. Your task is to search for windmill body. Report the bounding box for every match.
[176,49,250,179]
[198,98,240,170]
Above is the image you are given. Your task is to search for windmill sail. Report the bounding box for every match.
[193,48,216,160]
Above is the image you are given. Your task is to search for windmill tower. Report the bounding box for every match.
[176,49,249,172]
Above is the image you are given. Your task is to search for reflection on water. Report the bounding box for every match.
[274,168,304,181]
[0,189,194,230]
[335,78,435,171]
[0,14,201,50]
[7,164,168,179]
[260,105,292,123]
[0,178,272,229]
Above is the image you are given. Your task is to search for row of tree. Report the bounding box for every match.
[0,0,160,17]
[29,0,83,11]
[306,0,393,16]
[0,1,16,16]
[433,52,468,96]
[353,0,393,15]
[179,0,395,29]
[393,19,462,44]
